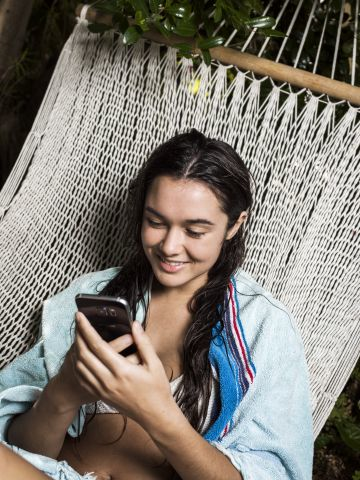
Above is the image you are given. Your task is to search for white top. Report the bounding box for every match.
[84,375,185,415]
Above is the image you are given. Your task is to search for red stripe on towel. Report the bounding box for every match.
[229,282,254,383]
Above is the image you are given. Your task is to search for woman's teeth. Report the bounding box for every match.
[161,258,184,265]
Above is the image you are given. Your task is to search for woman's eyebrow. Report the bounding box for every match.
[145,206,215,226]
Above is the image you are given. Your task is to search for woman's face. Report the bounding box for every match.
[141,175,245,295]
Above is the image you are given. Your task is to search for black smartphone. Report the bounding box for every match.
[75,294,137,357]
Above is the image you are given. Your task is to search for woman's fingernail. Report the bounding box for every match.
[133,321,143,334]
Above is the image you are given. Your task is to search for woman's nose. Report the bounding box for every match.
[160,228,182,256]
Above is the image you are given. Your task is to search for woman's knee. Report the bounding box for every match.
[0,442,11,462]
[0,442,13,473]
[0,442,51,479]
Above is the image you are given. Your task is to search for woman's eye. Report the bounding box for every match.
[187,230,205,238]
[147,218,164,228]
[146,218,204,238]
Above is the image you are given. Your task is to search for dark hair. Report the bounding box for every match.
[101,128,254,433]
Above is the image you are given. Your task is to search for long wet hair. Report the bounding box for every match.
[101,128,254,433]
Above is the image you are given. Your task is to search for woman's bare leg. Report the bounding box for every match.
[0,443,51,480]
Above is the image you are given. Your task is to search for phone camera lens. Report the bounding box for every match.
[109,308,117,317]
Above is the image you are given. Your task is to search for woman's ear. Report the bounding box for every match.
[225,211,248,241]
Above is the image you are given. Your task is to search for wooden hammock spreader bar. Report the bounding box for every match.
[75,4,360,106]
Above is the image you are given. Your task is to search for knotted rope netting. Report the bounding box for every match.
[0,10,359,438]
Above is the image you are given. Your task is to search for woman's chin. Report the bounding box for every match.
[150,262,188,287]
[151,264,208,293]
[153,268,186,286]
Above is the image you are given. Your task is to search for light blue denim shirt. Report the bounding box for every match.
[0,268,313,480]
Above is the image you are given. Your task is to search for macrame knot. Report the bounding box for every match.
[0,206,9,221]
[323,391,338,403]
[33,131,45,140]
[77,5,90,26]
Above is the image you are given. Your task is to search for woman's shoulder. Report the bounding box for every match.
[42,267,121,316]
[66,266,121,292]
[234,269,289,309]
[42,266,122,329]
[232,269,304,351]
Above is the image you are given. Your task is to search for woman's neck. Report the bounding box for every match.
[151,277,202,305]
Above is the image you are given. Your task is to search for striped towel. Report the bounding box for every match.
[205,277,256,441]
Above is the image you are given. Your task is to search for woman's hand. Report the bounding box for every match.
[53,319,142,412]
[73,312,175,428]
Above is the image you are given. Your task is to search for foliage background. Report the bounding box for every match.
[0,0,77,187]
[0,1,359,478]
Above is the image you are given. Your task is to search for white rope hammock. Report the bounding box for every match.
[0,7,359,439]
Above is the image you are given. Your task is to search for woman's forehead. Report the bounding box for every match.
[145,176,226,220]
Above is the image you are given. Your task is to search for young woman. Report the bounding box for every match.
[0,129,313,480]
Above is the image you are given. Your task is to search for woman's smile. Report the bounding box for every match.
[156,254,189,273]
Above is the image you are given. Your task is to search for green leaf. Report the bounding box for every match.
[259,28,285,38]
[197,36,224,50]
[123,26,142,45]
[149,13,163,22]
[87,23,112,34]
[228,11,248,31]
[172,18,197,37]
[352,470,360,480]
[135,10,149,31]
[232,4,250,18]
[214,4,222,23]
[149,0,161,14]
[154,20,171,37]
[203,17,215,37]
[166,4,191,19]
[201,49,212,66]
[163,17,175,32]
[247,0,263,13]
[174,42,193,54]
[245,16,276,29]
[113,13,129,34]
[227,69,235,83]
[132,0,150,17]
[135,10,144,21]
[335,420,360,452]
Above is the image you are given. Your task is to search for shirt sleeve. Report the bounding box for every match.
[0,269,120,443]
[0,340,47,441]
[209,306,314,480]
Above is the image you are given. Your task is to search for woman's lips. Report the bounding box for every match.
[156,255,187,273]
